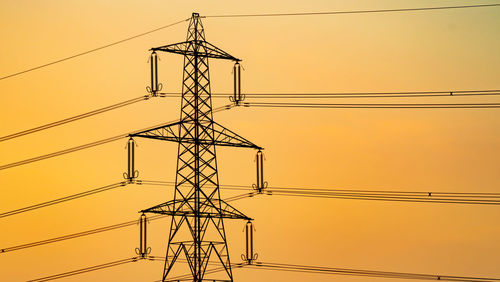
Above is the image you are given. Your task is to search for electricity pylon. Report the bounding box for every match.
[131,13,261,281]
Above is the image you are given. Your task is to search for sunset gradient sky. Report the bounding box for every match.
[0,1,499,281]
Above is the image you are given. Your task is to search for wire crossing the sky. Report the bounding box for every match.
[26,257,141,282]
[223,90,500,99]
[4,90,496,143]
[0,192,256,254]
[0,179,253,220]
[26,256,245,282]
[2,4,499,82]
[0,105,233,171]
[247,262,500,281]
[266,188,500,205]
[159,90,500,99]
[137,182,500,205]
[2,182,498,254]
[0,182,127,218]
[0,19,188,81]
[243,102,500,109]
[0,215,165,254]
[0,94,161,142]
[4,179,498,223]
[204,4,500,18]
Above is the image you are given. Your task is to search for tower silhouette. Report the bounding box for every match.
[131,13,261,281]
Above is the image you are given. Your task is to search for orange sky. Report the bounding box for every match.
[0,1,499,281]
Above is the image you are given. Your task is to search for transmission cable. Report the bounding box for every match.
[26,257,141,282]
[125,181,500,204]
[0,214,166,254]
[204,4,500,18]
[0,104,233,171]
[247,261,500,281]
[0,191,255,254]
[0,181,128,219]
[243,102,500,109]
[160,90,500,99]
[0,179,252,220]
[2,5,498,81]
[0,94,160,142]
[265,189,500,205]
[0,19,188,81]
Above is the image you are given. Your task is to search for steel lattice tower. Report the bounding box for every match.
[131,13,261,281]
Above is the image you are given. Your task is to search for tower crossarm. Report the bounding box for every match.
[141,198,252,220]
[151,40,240,61]
[130,120,262,150]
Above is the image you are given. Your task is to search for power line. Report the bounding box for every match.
[0,215,166,254]
[27,255,239,282]
[204,4,500,18]
[0,179,253,220]
[234,90,500,99]
[0,192,255,254]
[243,102,500,109]
[0,104,233,171]
[160,90,500,99]
[0,19,188,81]
[3,177,498,223]
[0,94,160,142]
[0,134,124,171]
[0,181,127,219]
[247,262,500,281]
[268,185,500,197]
[266,189,500,205]
[26,257,141,282]
[5,90,495,142]
[2,5,498,81]
[141,181,500,201]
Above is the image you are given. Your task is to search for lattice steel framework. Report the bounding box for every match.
[131,13,261,281]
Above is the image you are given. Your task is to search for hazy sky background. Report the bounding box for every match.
[0,1,499,281]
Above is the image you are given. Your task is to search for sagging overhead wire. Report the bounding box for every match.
[228,90,500,99]
[0,179,252,220]
[26,257,141,282]
[150,182,500,205]
[0,181,127,219]
[26,255,244,282]
[1,89,497,146]
[3,183,499,255]
[0,19,188,81]
[265,187,500,205]
[159,90,500,99]
[0,192,257,254]
[242,102,500,109]
[2,178,499,223]
[247,261,500,282]
[0,214,166,254]
[2,5,498,81]
[204,4,500,18]
[0,94,161,142]
[0,134,124,171]
[0,104,234,171]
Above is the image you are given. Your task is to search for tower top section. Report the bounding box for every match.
[149,13,240,62]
